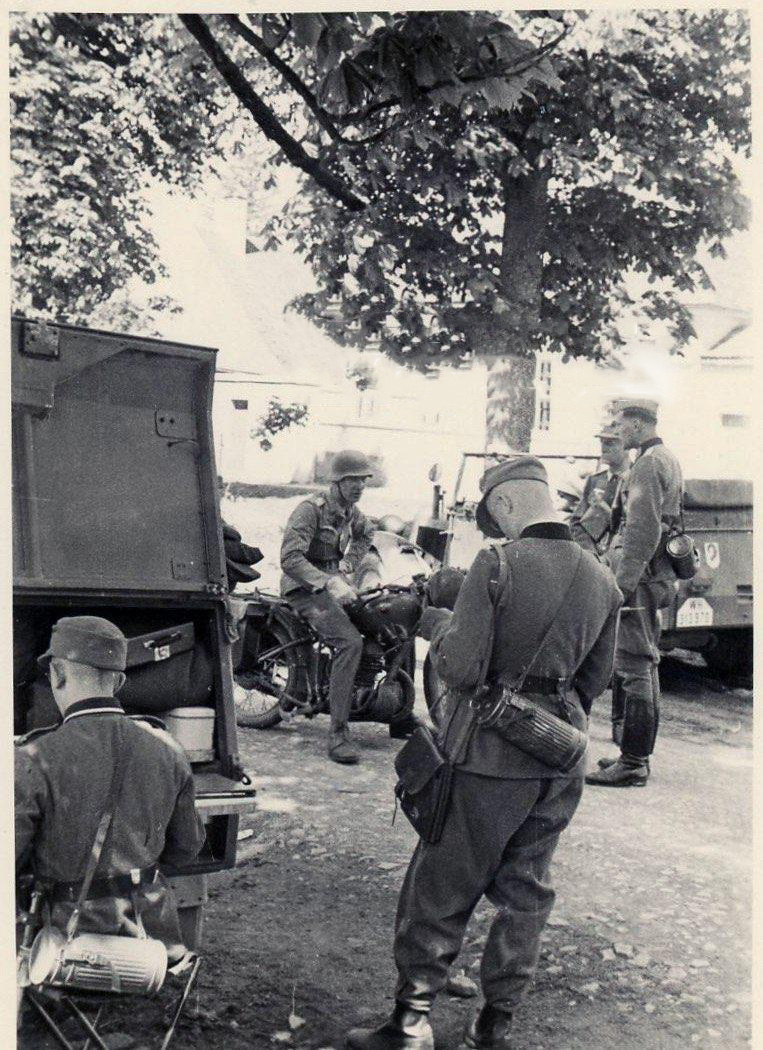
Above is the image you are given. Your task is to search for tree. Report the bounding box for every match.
[235,10,750,448]
[10,13,236,327]
[12,11,750,449]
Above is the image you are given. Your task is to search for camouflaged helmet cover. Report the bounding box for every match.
[328,450,374,481]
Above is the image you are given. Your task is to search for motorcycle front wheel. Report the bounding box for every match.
[234,621,306,729]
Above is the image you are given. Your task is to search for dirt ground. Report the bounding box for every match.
[22,656,752,1050]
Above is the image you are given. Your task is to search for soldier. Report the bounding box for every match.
[569,423,629,556]
[586,399,682,788]
[280,450,377,765]
[346,457,621,1050]
[15,616,206,962]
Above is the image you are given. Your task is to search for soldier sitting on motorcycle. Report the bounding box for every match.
[280,450,384,766]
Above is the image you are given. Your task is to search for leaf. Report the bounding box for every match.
[478,76,525,111]
[288,1013,306,1031]
[271,1033,292,1044]
[291,13,326,50]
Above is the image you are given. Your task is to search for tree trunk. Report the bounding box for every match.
[485,163,548,453]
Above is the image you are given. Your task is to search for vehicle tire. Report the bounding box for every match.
[422,651,448,725]
[703,628,753,679]
[234,620,307,729]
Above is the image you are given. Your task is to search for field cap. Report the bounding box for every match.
[37,616,128,672]
[614,398,659,423]
[595,422,623,441]
[476,456,548,538]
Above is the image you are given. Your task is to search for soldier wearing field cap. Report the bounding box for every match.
[281,450,380,765]
[586,399,683,788]
[347,456,621,1050]
[570,422,630,557]
[15,616,206,960]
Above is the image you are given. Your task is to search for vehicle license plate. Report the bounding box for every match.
[675,597,714,628]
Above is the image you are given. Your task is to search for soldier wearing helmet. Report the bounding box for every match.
[280,450,377,765]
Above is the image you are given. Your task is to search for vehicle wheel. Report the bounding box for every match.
[422,651,448,725]
[234,621,306,729]
[703,628,753,679]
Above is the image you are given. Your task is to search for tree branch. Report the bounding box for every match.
[335,24,569,127]
[222,15,348,144]
[179,14,366,212]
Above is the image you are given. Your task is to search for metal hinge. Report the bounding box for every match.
[20,323,60,359]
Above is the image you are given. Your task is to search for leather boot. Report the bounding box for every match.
[597,755,650,771]
[346,1003,433,1050]
[585,756,648,787]
[463,1004,514,1050]
[329,726,359,765]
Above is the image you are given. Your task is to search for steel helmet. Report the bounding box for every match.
[329,450,374,481]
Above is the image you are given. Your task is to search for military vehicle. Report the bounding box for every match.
[12,316,257,947]
[417,452,753,680]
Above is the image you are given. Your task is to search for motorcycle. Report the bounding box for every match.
[231,580,427,732]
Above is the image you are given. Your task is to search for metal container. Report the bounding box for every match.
[29,926,167,995]
[665,533,700,580]
[164,706,215,761]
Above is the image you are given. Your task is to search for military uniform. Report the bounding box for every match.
[394,525,621,1015]
[569,465,626,556]
[15,697,206,957]
[602,436,682,765]
[280,489,374,732]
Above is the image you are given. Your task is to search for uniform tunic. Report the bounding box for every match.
[570,465,626,556]
[608,437,683,756]
[15,697,206,954]
[393,522,622,1011]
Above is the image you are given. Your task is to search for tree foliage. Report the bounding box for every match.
[11,10,751,448]
[10,13,235,324]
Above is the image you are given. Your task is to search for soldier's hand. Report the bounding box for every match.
[326,576,358,605]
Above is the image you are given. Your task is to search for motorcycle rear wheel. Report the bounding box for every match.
[234,621,305,729]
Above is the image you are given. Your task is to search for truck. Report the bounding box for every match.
[417,452,753,680]
[12,316,257,947]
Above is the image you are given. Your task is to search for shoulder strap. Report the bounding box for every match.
[64,731,131,942]
[513,545,585,690]
[441,542,513,762]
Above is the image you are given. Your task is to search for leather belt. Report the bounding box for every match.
[47,865,159,904]
[518,675,571,696]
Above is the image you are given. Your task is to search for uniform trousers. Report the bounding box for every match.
[613,578,672,758]
[394,769,584,1012]
[288,589,363,731]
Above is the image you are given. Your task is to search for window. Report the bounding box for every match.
[721,414,749,428]
[538,400,551,431]
[232,399,248,411]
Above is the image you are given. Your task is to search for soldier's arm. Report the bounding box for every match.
[615,456,664,596]
[569,480,597,551]
[160,762,207,868]
[430,548,502,690]
[573,598,621,714]
[14,749,45,873]
[280,501,331,593]
[342,510,375,576]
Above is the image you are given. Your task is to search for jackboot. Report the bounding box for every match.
[346,1003,433,1050]
[585,756,648,787]
[463,1004,514,1050]
[328,726,360,765]
[597,755,650,771]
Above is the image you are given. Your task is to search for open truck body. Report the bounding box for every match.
[12,317,256,946]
